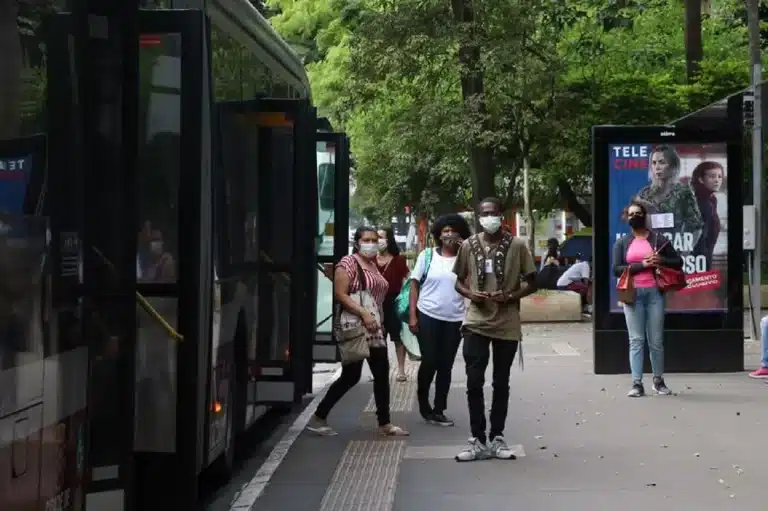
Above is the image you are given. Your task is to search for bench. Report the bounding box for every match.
[521,290,583,322]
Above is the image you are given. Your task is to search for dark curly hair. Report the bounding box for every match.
[430,214,472,246]
[378,227,400,256]
[621,200,648,221]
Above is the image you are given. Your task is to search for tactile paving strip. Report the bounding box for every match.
[363,364,417,413]
[318,440,405,511]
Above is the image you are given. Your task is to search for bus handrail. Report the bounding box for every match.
[91,246,184,342]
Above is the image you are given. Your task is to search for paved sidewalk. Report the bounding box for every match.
[227,324,767,511]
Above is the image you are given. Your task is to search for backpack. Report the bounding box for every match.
[466,232,513,290]
[395,248,433,322]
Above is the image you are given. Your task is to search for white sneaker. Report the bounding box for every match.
[489,436,517,459]
[455,437,491,462]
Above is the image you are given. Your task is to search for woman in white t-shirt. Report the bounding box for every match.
[408,214,471,427]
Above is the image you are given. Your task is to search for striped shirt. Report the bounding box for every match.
[337,254,389,348]
[337,255,389,308]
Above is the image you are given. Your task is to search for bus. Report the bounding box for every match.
[0,1,348,510]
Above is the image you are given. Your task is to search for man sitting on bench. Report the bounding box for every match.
[556,254,591,313]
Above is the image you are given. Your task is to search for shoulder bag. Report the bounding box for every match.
[334,258,375,364]
[653,239,687,292]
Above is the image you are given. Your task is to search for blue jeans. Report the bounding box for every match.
[760,316,768,368]
[622,287,665,382]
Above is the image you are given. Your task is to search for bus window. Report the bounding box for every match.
[137,34,180,284]
[257,126,293,362]
[316,141,335,338]
[316,141,335,257]
[318,163,335,211]
[133,33,180,453]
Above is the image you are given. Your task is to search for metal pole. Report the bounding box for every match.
[752,67,762,338]
[747,0,762,337]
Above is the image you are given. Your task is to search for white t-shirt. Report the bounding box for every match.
[411,249,466,322]
[556,261,591,287]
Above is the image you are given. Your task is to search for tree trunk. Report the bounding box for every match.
[0,1,22,140]
[522,153,535,256]
[450,0,494,206]
[684,0,702,82]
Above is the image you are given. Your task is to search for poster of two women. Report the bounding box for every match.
[608,143,728,312]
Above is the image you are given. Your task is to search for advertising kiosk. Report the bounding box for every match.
[592,124,744,374]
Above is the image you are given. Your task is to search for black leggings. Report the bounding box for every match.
[315,346,390,426]
[417,311,462,417]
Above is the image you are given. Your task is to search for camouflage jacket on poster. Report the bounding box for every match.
[634,182,703,235]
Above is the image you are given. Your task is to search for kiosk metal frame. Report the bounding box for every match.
[592,120,744,374]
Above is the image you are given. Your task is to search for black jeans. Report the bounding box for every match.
[417,311,462,417]
[463,330,519,444]
[315,346,390,426]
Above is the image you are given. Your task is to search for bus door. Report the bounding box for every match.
[45,7,142,511]
[219,99,316,406]
[132,9,211,510]
[313,132,350,364]
[51,8,211,509]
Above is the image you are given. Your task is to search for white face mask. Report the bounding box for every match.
[359,242,378,258]
[378,239,388,252]
[479,216,502,234]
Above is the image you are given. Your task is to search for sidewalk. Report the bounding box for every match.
[227,324,767,511]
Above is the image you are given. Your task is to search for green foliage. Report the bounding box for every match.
[268,0,753,220]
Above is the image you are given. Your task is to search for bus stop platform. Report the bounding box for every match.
[212,323,766,511]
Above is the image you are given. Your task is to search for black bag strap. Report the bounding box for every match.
[352,257,369,309]
[336,257,369,324]
[353,257,367,291]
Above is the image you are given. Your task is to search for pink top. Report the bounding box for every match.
[626,238,656,288]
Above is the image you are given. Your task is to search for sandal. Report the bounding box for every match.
[396,374,408,382]
[379,424,409,436]
[306,415,339,436]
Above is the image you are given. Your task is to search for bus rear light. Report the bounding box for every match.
[140,35,162,47]
[212,401,223,413]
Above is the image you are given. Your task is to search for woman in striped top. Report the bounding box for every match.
[308,226,408,437]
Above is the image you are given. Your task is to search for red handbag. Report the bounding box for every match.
[616,267,636,304]
[654,240,687,292]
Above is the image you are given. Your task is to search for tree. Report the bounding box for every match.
[268,0,754,223]
[0,0,63,140]
[0,1,23,140]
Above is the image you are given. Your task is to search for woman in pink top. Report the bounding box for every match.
[612,201,683,398]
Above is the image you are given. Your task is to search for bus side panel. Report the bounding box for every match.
[38,410,87,511]
[38,347,88,511]
[0,406,42,511]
